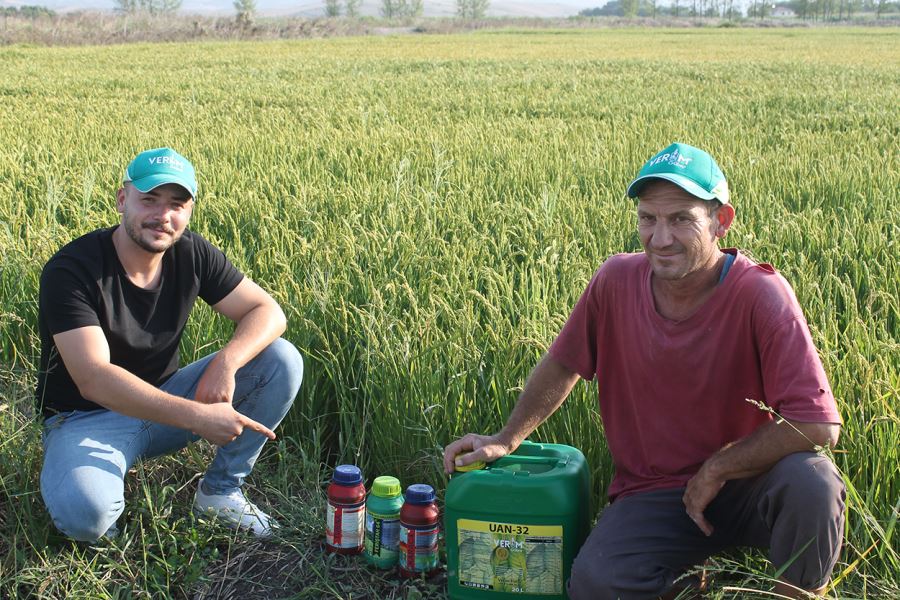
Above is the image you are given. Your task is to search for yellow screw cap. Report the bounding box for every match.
[371,475,402,497]
[454,459,487,472]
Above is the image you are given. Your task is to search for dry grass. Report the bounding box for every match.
[0,12,848,47]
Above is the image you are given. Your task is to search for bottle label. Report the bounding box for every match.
[456,519,563,595]
[326,500,365,549]
[365,511,400,561]
[399,522,439,572]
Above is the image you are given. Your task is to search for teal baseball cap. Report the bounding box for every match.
[123,147,198,198]
[627,142,729,204]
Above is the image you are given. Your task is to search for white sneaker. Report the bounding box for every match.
[193,479,278,538]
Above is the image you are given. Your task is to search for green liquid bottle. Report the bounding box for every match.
[364,475,403,569]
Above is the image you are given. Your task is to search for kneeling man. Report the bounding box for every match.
[37,147,303,541]
[444,143,845,599]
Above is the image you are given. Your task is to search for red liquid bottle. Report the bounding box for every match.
[326,465,366,554]
[399,484,440,578]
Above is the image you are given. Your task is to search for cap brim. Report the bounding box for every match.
[627,174,719,202]
[129,174,196,198]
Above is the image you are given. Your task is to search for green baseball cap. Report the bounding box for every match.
[123,147,198,198]
[627,142,729,204]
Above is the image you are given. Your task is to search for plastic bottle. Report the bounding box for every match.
[364,475,403,568]
[326,465,367,554]
[399,484,440,578]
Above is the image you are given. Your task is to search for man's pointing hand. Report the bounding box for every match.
[192,402,276,446]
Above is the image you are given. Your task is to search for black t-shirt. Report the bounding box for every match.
[35,227,244,418]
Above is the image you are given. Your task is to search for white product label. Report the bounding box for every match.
[327,501,365,548]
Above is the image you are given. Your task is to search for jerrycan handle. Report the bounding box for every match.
[491,454,564,470]
[510,441,572,464]
[495,455,560,466]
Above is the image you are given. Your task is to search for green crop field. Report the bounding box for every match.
[0,28,898,598]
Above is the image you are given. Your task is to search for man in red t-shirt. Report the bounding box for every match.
[443,143,844,599]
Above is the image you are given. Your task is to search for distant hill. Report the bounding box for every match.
[0,0,607,18]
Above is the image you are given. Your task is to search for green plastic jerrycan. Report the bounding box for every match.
[445,441,591,600]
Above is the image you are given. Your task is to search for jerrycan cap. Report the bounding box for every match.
[404,484,435,504]
[454,459,487,472]
[332,464,362,486]
[372,476,402,497]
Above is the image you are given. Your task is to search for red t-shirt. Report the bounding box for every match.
[548,250,840,501]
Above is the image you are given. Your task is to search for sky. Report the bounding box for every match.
[0,0,611,17]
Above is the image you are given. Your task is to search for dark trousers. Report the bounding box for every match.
[568,452,845,600]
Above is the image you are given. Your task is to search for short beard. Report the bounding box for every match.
[123,215,178,254]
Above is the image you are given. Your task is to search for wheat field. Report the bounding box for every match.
[0,28,897,598]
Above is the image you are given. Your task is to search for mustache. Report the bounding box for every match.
[142,221,175,234]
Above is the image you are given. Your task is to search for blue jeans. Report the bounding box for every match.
[40,338,303,542]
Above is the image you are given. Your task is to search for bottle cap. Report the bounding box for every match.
[333,464,363,486]
[454,459,487,472]
[371,476,402,497]
[404,484,435,505]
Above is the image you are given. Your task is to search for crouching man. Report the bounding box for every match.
[37,147,302,540]
[444,143,845,599]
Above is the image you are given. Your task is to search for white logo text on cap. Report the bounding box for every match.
[148,156,185,171]
[649,150,693,169]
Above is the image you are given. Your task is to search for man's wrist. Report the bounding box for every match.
[698,454,728,484]
[495,429,521,454]
[212,349,240,374]
[181,398,205,433]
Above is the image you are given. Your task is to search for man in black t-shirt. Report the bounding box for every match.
[36,147,303,541]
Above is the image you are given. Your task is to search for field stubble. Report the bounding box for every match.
[0,29,897,598]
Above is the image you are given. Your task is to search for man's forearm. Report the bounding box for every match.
[442,353,581,472]
[683,416,840,536]
[496,353,582,450]
[701,418,840,483]
[79,362,202,429]
[77,360,275,446]
[214,303,286,371]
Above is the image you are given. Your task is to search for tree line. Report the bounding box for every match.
[113,0,182,14]
[764,0,898,19]
[106,0,489,22]
[0,5,56,17]
[579,0,739,18]
[324,0,490,18]
[579,0,897,18]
